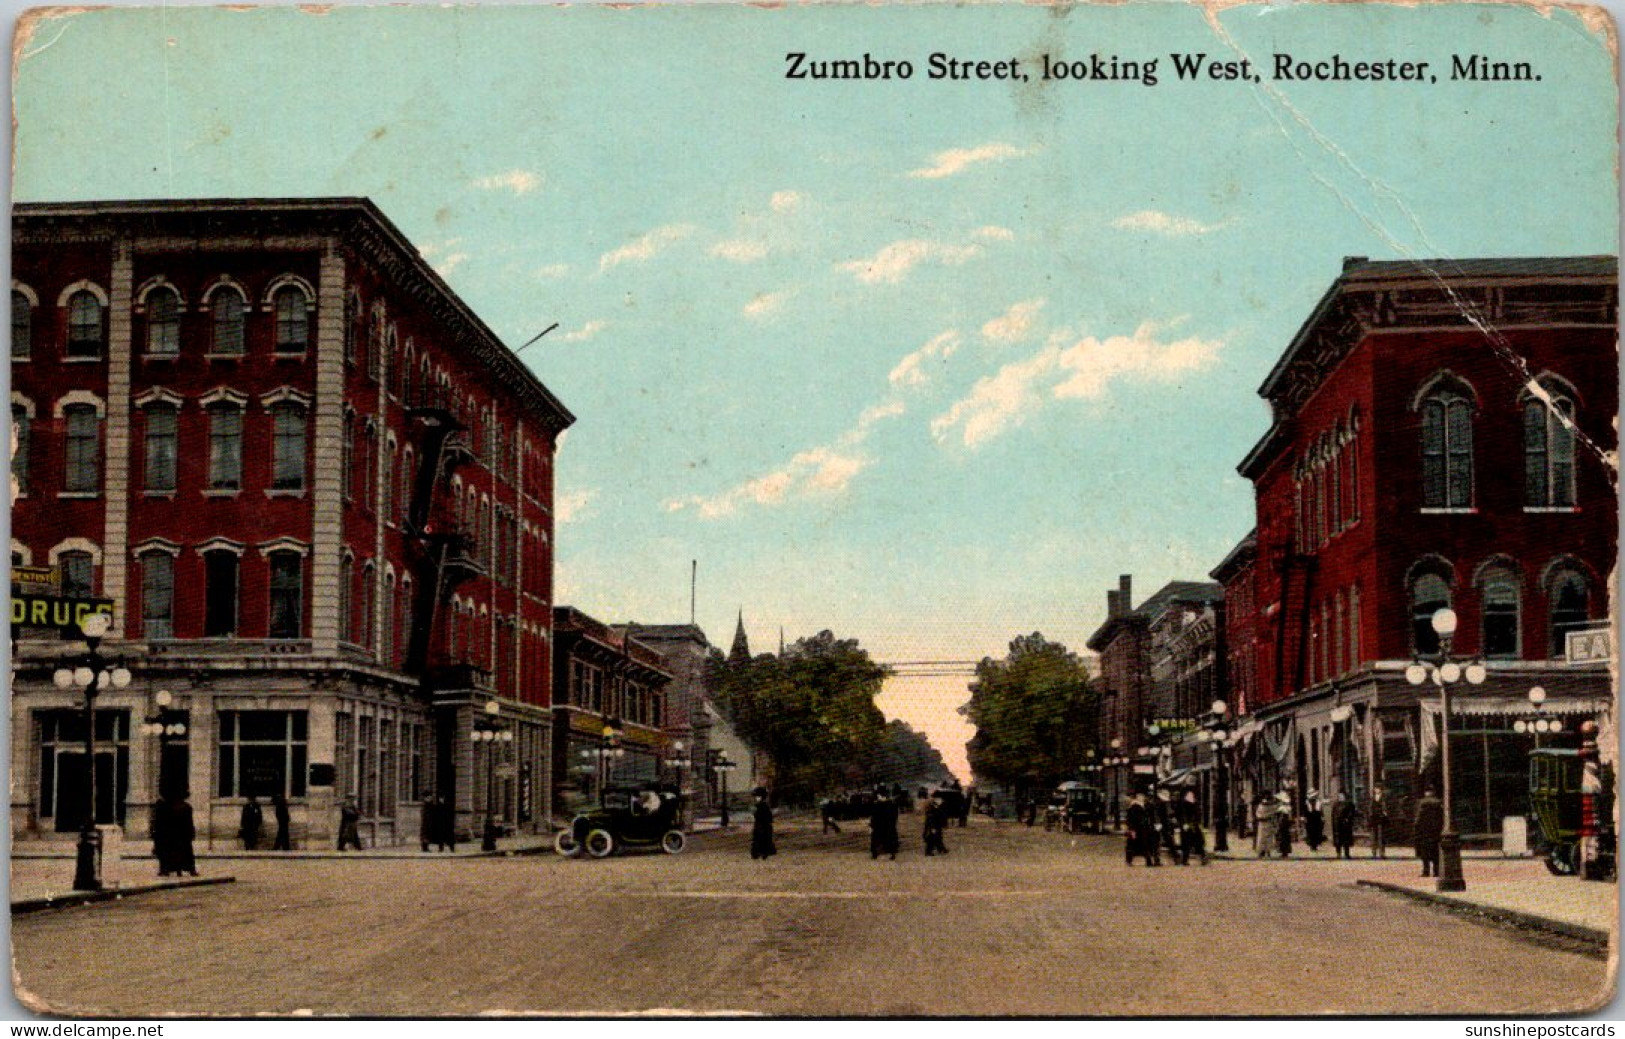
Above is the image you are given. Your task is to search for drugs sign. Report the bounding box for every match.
[10,595,115,638]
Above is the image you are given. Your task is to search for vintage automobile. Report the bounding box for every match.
[1055,780,1107,834]
[1529,748,1587,876]
[554,787,686,859]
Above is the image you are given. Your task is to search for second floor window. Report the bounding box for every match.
[12,290,31,359]
[212,291,245,355]
[1421,389,1473,509]
[141,552,174,640]
[1549,569,1590,657]
[59,550,93,599]
[274,288,308,354]
[271,404,307,491]
[1410,572,1451,656]
[204,550,239,638]
[208,404,242,491]
[67,291,104,359]
[146,287,180,356]
[1480,569,1520,659]
[63,405,101,493]
[269,551,303,639]
[1524,397,1577,508]
[143,406,178,493]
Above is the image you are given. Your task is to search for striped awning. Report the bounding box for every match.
[1452,696,1612,717]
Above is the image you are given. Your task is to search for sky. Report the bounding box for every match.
[10,1,1618,780]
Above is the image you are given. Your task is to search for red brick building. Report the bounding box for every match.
[1222,256,1616,837]
[11,199,573,847]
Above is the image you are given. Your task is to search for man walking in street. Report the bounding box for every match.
[1125,792,1157,866]
[1414,787,1444,877]
[239,795,263,851]
[869,787,900,860]
[337,797,363,851]
[1330,792,1357,859]
[923,793,949,856]
[750,787,777,860]
[1368,787,1388,859]
[272,793,292,851]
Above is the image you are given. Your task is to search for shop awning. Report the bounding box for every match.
[1158,767,1201,787]
[1452,696,1612,717]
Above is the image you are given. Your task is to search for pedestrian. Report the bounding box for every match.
[1254,796,1273,858]
[1213,796,1230,854]
[1154,790,1177,864]
[749,787,777,860]
[923,794,950,856]
[420,794,438,852]
[1303,789,1325,852]
[170,791,198,876]
[151,795,174,877]
[1413,787,1444,878]
[869,787,900,860]
[820,797,843,835]
[239,795,264,851]
[337,797,363,851]
[1273,793,1294,858]
[1331,792,1357,859]
[272,792,292,851]
[435,796,457,853]
[1125,792,1157,866]
[1368,787,1388,859]
[1179,790,1208,866]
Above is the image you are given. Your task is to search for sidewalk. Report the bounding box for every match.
[1355,864,1617,945]
[11,831,558,861]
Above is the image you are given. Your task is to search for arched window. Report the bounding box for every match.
[1479,567,1520,660]
[142,404,178,493]
[207,402,243,491]
[273,287,309,354]
[361,562,377,651]
[203,549,240,637]
[341,412,355,502]
[400,447,415,527]
[145,286,180,356]
[381,438,396,521]
[344,292,361,368]
[1411,571,1452,655]
[59,549,94,599]
[1548,568,1590,657]
[212,288,246,356]
[271,403,308,491]
[1420,381,1474,509]
[12,290,31,360]
[339,555,355,644]
[382,571,397,664]
[67,291,104,358]
[63,404,101,493]
[268,551,304,639]
[1524,395,1577,508]
[141,551,175,639]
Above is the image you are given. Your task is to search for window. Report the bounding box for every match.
[271,403,307,491]
[1548,569,1590,657]
[381,440,396,520]
[212,290,245,356]
[66,291,104,358]
[217,710,307,799]
[59,550,93,599]
[401,448,415,527]
[1524,397,1577,508]
[12,404,29,495]
[1421,387,1473,508]
[1411,572,1452,655]
[141,552,174,639]
[268,551,304,639]
[274,287,309,353]
[361,563,376,651]
[12,290,31,359]
[339,555,355,644]
[1480,569,1520,660]
[204,550,239,637]
[208,404,242,491]
[344,292,360,368]
[342,412,355,502]
[146,287,180,356]
[382,571,396,664]
[63,405,101,493]
[143,406,178,493]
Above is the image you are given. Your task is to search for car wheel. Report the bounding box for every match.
[1545,844,1578,876]
[554,830,582,858]
[585,829,615,858]
[661,831,687,855]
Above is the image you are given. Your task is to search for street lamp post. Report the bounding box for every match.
[1405,607,1487,893]
[597,722,623,806]
[472,701,513,852]
[52,612,131,891]
[1513,686,1561,748]
[711,752,737,829]
[1197,699,1231,852]
[139,689,188,801]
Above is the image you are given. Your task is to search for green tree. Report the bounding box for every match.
[865,719,950,788]
[959,633,1097,795]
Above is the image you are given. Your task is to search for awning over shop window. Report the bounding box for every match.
[1452,696,1611,717]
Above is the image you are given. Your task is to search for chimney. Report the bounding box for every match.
[1107,590,1120,619]
[1118,574,1133,612]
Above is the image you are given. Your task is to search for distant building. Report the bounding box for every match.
[1224,256,1616,836]
[10,198,573,847]
[614,622,715,811]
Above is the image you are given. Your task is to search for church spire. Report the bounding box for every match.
[729,609,750,663]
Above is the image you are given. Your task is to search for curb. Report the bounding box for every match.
[1353,879,1611,954]
[13,875,236,914]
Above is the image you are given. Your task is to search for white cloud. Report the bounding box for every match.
[556,488,598,524]
[598,224,696,272]
[534,263,570,280]
[838,239,981,285]
[888,330,962,388]
[973,226,1016,242]
[472,169,542,195]
[908,142,1030,180]
[433,253,470,277]
[930,318,1224,448]
[743,291,792,319]
[856,399,906,430]
[711,239,770,263]
[560,320,607,343]
[770,190,803,213]
[1111,210,1229,236]
[981,299,1045,344]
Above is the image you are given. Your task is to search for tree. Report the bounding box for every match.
[959,633,1097,794]
[865,719,950,788]
[709,630,895,803]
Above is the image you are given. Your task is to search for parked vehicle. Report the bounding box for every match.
[1529,749,1584,875]
[1055,781,1107,834]
[555,787,686,859]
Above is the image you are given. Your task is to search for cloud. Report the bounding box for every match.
[908,142,1031,180]
[981,299,1045,343]
[1111,210,1229,236]
[533,263,570,280]
[599,224,695,272]
[770,190,803,213]
[433,253,470,277]
[838,239,981,285]
[973,226,1016,242]
[743,290,792,319]
[711,239,770,263]
[888,330,962,387]
[559,320,607,343]
[556,489,598,524]
[931,319,1224,448]
[472,169,542,195]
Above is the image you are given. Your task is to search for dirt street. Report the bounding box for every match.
[11,818,1612,1017]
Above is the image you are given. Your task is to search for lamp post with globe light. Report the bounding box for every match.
[472,701,514,852]
[1404,607,1487,893]
[1196,700,1232,852]
[139,689,188,801]
[52,611,132,891]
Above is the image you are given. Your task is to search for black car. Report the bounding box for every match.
[555,788,687,858]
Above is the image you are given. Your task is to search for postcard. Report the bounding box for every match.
[6,0,1619,1020]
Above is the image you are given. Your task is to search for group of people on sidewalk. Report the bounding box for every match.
[747,786,961,861]
[1124,790,1209,866]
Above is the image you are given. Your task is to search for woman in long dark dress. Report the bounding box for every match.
[171,793,198,876]
[749,788,776,860]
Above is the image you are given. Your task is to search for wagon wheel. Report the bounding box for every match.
[1544,843,1579,876]
[554,829,583,858]
[661,830,687,855]
[585,829,616,859]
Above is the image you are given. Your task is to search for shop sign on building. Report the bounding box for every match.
[1566,627,1614,666]
[9,594,114,638]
